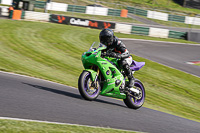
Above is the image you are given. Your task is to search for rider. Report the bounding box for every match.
[99,28,135,91]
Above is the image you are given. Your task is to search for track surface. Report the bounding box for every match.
[128,14,200,33]
[0,40,200,133]
[123,39,200,77]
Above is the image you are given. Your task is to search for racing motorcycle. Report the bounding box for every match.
[78,42,145,109]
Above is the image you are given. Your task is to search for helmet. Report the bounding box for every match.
[99,28,114,46]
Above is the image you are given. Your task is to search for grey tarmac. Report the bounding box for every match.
[0,40,200,133]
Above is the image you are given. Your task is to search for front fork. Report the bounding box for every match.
[89,66,100,88]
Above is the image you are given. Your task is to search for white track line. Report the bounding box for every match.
[0,71,139,132]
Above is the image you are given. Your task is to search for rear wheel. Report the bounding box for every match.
[78,71,101,101]
[123,79,145,109]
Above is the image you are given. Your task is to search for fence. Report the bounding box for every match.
[41,1,200,27]
[2,0,200,27]
[0,5,187,40]
[0,0,193,40]
[0,0,12,5]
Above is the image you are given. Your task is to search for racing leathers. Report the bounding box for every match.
[103,36,135,89]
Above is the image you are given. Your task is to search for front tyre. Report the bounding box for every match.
[123,79,145,109]
[78,71,101,101]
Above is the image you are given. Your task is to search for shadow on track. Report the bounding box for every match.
[22,82,126,108]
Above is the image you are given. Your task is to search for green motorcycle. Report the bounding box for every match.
[78,42,145,109]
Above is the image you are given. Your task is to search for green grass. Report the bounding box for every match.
[0,119,138,133]
[41,0,200,15]
[96,0,200,15]
[143,17,200,29]
[35,0,200,30]
[0,19,200,124]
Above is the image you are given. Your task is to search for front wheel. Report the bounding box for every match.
[78,71,101,101]
[123,79,145,109]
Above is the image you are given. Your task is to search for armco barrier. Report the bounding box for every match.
[45,2,126,17]
[24,11,50,21]
[127,7,147,17]
[108,9,121,17]
[147,11,168,21]
[12,1,200,26]
[1,5,187,40]
[115,23,132,34]
[50,14,115,29]
[127,6,200,26]
[46,2,68,12]
[185,16,200,25]
[131,26,149,36]
[34,1,46,9]
[67,5,86,13]
[168,14,185,23]
[1,0,12,5]
[168,31,187,39]
[149,27,169,38]
[86,6,108,16]
[0,6,8,16]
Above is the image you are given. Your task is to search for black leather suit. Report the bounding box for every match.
[104,36,135,88]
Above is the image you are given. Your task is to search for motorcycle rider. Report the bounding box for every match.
[99,28,135,91]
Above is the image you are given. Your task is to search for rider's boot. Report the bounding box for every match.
[123,64,135,93]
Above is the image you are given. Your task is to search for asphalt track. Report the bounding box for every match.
[123,39,200,77]
[0,40,200,133]
[128,14,200,33]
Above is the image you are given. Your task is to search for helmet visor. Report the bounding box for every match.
[100,36,113,45]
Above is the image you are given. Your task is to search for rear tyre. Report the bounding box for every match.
[123,79,145,109]
[78,71,100,101]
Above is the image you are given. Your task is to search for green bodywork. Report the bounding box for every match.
[81,45,126,99]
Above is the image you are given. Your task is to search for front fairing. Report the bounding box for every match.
[81,42,126,99]
[81,45,106,69]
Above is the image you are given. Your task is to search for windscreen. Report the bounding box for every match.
[87,42,106,52]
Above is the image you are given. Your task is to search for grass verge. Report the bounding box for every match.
[0,119,138,133]
[40,0,200,15]
[0,19,199,124]
[147,17,200,29]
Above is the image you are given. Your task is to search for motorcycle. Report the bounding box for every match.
[78,42,145,109]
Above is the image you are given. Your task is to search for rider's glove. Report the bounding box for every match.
[101,52,107,57]
[109,52,121,59]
